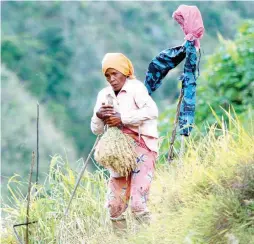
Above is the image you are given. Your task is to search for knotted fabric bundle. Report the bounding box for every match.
[172,4,204,50]
[144,5,204,136]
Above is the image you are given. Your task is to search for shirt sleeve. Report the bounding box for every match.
[91,91,105,135]
[144,45,186,95]
[121,82,158,126]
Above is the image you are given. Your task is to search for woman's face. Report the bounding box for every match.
[105,68,127,91]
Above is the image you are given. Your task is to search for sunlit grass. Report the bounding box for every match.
[1,110,254,243]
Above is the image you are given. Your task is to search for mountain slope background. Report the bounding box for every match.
[1,1,254,201]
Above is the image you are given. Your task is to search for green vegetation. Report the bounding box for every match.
[1,65,77,198]
[1,2,254,242]
[2,112,254,243]
[196,20,254,126]
[159,20,254,157]
[2,1,253,166]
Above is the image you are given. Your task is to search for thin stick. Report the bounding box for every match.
[13,225,23,244]
[64,136,100,216]
[36,103,39,185]
[13,222,37,244]
[26,152,35,244]
[168,89,184,163]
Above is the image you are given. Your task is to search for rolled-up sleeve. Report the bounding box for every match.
[121,83,158,126]
[91,91,105,135]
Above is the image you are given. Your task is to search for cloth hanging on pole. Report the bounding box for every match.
[173,5,204,136]
[144,41,197,136]
[178,40,197,136]
[144,45,186,95]
[144,5,204,137]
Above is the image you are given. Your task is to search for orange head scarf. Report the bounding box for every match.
[102,53,136,79]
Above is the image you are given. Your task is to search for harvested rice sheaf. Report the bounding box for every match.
[94,127,137,176]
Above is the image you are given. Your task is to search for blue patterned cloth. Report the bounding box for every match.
[144,45,186,95]
[144,41,198,136]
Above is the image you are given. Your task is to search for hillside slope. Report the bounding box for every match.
[2,113,254,243]
[1,65,78,198]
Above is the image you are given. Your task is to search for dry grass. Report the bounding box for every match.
[1,111,254,244]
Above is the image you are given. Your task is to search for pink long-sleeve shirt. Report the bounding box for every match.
[91,79,159,153]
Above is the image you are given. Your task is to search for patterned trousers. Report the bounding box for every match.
[106,142,156,219]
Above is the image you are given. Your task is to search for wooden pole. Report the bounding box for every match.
[168,89,184,163]
[36,103,39,185]
[64,136,100,216]
[26,152,35,244]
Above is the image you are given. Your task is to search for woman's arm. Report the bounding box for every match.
[121,82,158,126]
[91,92,105,135]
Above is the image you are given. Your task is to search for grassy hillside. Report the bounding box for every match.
[1,112,254,243]
[1,65,78,199]
[1,3,254,240]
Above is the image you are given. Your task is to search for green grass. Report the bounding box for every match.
[1,111,254,244]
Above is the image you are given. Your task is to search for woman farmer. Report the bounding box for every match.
[91,53,158,230]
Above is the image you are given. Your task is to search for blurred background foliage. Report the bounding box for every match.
[1,1,254,200]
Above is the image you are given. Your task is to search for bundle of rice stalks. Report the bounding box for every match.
[94,127,138,177]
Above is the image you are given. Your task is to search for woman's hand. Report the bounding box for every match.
[104,112,122,127]
[96,103,115,120]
